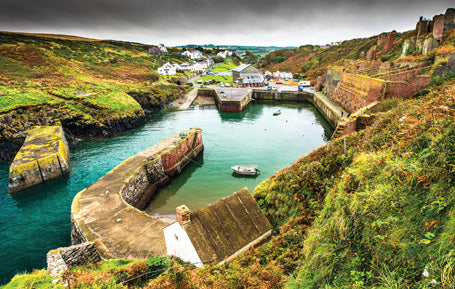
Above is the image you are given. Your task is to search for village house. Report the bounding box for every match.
[182,50,204,60]
[273,71,293,81]
[232,64,264,87]
[216,50,233,59]
[148,43,168,56]
[178,62,192,71]
[163,188,272,266]
[157,62,178,75]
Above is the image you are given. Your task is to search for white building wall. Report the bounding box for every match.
[163,222,203,267]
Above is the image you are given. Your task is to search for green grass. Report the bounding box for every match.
[0,86,62,112]
[196,75,233,84]
[212,62,237,72]
[0,269,57,289]
[50,86,142,114]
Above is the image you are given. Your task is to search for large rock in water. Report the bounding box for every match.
[8,126,71,194]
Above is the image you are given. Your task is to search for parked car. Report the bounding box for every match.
[225,83,230,87]
[267,86,272,90]
[204,81,210,85]
[299,81,311,87]
[298,85,304,92]
[276,81,283,84]
[272,86,278,91]
[220,83,225,87]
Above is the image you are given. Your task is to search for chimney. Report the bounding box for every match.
[176,205,191,227]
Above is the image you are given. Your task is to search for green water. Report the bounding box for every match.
[0,102,332,284]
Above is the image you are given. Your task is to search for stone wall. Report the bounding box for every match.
[325,61,430,114]
[47,242,100,277]
[378,66,429,82]
[252,90,340,128]
[8,126,71,194]
[160,130,203,175]
[121,156,169,210]
[385,76,431,99]
[433,14,445,38]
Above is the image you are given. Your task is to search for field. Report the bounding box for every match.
[211,62,237,72]
[196,75,233,84]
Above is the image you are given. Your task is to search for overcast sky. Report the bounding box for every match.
[0,0,453,46]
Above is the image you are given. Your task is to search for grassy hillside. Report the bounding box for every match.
[5,63,455,289]
[0,32,190,160]
[260,30,435,82]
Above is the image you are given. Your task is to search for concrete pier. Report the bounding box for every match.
[71,128,203,259]
[198,88,252,112]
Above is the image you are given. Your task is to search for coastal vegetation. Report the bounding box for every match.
[2,23,455,288]
[0,32,191,160]
[259,29,455,83]
[5,76,454,288]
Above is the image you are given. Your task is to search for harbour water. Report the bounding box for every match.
[0,102,332,283]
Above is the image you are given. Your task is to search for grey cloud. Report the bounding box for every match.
[0,0,453,45]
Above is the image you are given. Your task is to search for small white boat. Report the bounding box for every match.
[273,110,281,116]
[231,165,259,176]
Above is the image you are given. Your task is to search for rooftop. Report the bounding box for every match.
[182,188,272,262]
[232,64,251,72]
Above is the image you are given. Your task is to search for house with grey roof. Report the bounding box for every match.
[163,188,272,266]
[232,64,264,87]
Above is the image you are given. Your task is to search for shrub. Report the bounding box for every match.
[377,97,400,112]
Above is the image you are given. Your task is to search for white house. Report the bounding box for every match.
[179,62,192,71]
[163,188,272,267]
[216,50,233,59]
[182,50,203,60]
[158,43,168,54]
[157,62,177,75]
[273,71,293,80]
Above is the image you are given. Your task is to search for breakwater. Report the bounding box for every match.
[71,128,203,259]
[252,90,342,128]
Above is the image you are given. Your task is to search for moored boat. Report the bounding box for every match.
[273,110,281,116]
[231,165,259,176]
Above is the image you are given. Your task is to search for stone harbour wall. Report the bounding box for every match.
[70,128,203,260]
[214,90,252,112]
[252,90,340,128]
[47,242,100,277]
[8,125,71,194]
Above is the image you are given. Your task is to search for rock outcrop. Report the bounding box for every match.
[8,125,71,194]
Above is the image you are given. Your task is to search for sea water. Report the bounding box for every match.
[0,102,332,284]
